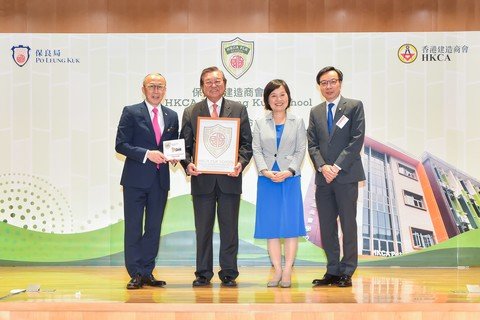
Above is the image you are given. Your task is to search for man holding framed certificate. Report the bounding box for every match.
[180,66,252,287]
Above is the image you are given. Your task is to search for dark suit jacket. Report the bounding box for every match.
[180,98,253,195]
[115,102,179,190]
[307,96,366,186]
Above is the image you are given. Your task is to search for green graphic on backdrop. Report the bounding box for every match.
[1,195,479,266]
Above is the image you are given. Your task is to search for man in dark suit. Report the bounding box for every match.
[307,66,365,288]
[180,66,252,287]
[115,73,179,289]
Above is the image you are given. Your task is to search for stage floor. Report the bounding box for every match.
[1,266,479,304]
[1,266,479,319]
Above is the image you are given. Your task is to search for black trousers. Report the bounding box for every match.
[315,180,358,276]
[192,182,240,281]
[123,174,168,278]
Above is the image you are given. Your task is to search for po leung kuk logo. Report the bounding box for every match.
[11,45,31,67]
[221,37,254,79]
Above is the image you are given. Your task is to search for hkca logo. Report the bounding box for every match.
[11,45,31,67]
[397,44,417,64]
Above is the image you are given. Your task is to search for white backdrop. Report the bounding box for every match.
[1,32,479,234]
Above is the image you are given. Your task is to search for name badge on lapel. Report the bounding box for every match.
[336,115,349,129]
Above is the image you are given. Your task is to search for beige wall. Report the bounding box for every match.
[1,0,479,33]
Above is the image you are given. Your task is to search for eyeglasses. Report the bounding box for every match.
[145,84,166,91]
[203,79,224,87]
[319,79,339,87]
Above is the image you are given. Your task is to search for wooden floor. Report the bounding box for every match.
[1,266,479,319]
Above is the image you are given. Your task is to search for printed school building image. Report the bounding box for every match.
[304,136,480,258]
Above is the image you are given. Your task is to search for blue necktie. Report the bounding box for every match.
[327,102,334,135]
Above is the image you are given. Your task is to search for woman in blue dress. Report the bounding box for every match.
[253,79,306,288]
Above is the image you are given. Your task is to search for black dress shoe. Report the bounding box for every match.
[126,274,143,290]
[312,273,340,286]
[192,276,211,287]
[337,274,352,287]
[142,274,166,287]
[221,276,237,287]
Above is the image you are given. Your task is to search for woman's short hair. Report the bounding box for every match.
[263,79,292,111]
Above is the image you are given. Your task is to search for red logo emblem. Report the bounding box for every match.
[398,44,418,64]
[230,55,244,69]
[11,45,31,67]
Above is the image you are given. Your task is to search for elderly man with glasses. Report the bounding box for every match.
[115,73,179,289]
[180,66,252,288]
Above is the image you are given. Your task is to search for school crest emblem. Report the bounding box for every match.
[203,124,232,158]
[221,37,254,79]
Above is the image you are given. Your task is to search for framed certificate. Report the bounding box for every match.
[195,117,240,174]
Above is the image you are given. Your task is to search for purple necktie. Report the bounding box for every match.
[152,107,162,145]
[152,107,162,169]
